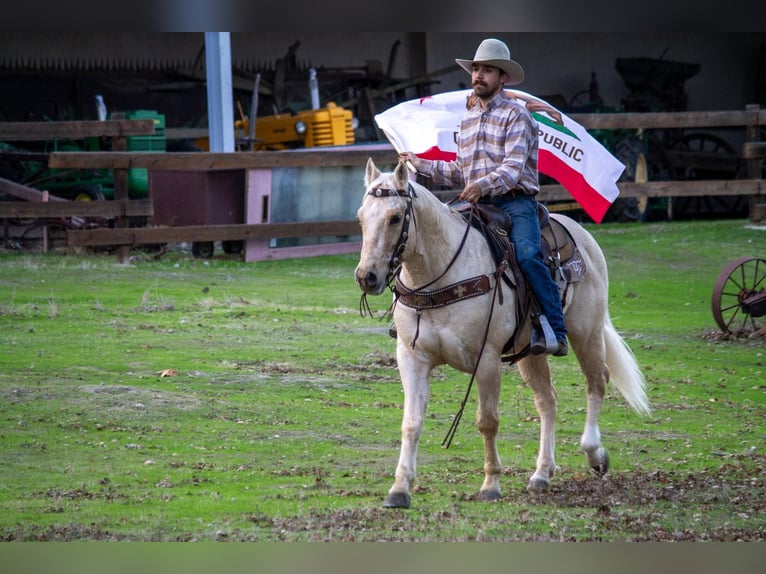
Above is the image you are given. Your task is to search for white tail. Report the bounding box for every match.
[604,316,651,416]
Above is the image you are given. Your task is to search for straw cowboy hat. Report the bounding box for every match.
[455,38,525,85]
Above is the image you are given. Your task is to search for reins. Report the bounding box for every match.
[398,203,475,293]
[442,263,505,448]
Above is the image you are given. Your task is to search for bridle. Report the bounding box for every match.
[365,182,418,290]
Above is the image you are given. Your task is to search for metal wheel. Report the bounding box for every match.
[222,240,243,255]
[711,257,766,335]
[73,185,106,202]
[191,241,215,259]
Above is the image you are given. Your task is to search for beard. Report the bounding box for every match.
[472,81,497,99]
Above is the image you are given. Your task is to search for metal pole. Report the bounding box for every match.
[205,32,235,152]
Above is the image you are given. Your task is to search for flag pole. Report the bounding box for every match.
[380,128,417,174]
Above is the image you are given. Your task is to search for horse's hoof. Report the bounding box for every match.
[382,491,411,509]
[590,450,610,476]
[526,477,550,493]
[477,489,502,502]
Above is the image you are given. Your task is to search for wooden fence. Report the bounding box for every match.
[0,106,764,261]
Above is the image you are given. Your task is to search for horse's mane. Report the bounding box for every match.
[406,178,461,219]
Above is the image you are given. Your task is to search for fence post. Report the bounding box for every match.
[744,104,764,223]
[42,190,49,253]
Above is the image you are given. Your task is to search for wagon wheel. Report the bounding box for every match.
[603,136,649,222]
[668,132,746,219]
[711,257,766,335]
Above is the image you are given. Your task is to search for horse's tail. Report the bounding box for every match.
[603,315,651,416]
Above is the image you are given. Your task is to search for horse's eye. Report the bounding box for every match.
[390,214,402,226]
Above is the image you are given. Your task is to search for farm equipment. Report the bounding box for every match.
[547,54,746,223]
[192,101,355,152]
[234,101,355,150]
[616,56,746,220]
[193,68,356,152]
[711,257,766,336]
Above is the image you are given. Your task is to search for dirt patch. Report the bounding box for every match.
[268,463,766,542]
[77,384,204,413]
[701,328,766,341]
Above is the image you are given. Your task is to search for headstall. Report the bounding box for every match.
[366,183,417,288]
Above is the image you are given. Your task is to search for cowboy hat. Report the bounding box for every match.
[455,38,525,85]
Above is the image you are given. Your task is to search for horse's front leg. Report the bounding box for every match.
[383,344,432,509]
[475,357,503,501]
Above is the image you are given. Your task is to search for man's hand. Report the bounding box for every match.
[459,182,483,203]
[398,152,420,173]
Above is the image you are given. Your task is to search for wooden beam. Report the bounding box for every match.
[537,179,763,202]
[742,141,766,160]
[615,179,763,198]
[0,119,156,141]
[67,220,362,247]
[0,199,153,218]
[568,109,766,130]
[0,176,68,202]
[48,147,399,170]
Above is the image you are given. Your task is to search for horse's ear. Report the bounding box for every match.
[393,160,409,189]
[365,158,380,188]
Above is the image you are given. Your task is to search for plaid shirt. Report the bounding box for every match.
[422,90,539,197]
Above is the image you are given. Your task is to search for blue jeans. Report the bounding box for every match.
[488,193,567,341]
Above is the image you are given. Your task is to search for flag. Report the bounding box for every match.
[374,89,625,224]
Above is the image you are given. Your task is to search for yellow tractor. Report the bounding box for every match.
[196,68,356,151]
[233,101,355,151]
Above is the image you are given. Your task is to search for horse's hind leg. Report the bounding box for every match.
[571,332,610,475]
[518,356,557,492]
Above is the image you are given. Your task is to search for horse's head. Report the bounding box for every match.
[354,158,415,295]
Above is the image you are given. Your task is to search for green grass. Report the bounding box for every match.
[0,219,764,541]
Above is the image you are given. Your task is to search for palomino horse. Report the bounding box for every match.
[355,158,650,509]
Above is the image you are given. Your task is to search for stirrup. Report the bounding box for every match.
[530,314,559,355]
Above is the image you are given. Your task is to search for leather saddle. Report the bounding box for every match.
[455,201,587,360]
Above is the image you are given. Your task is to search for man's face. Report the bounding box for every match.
[470,64,508,99]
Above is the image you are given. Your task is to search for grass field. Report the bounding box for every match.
[0,218,763,541]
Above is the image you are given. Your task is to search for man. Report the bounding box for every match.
[400,38,567,356]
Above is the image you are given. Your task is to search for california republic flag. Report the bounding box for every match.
[374,89,625,224]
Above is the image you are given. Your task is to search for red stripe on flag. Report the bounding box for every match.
[539,150,612,224]
[416,147,457,162]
